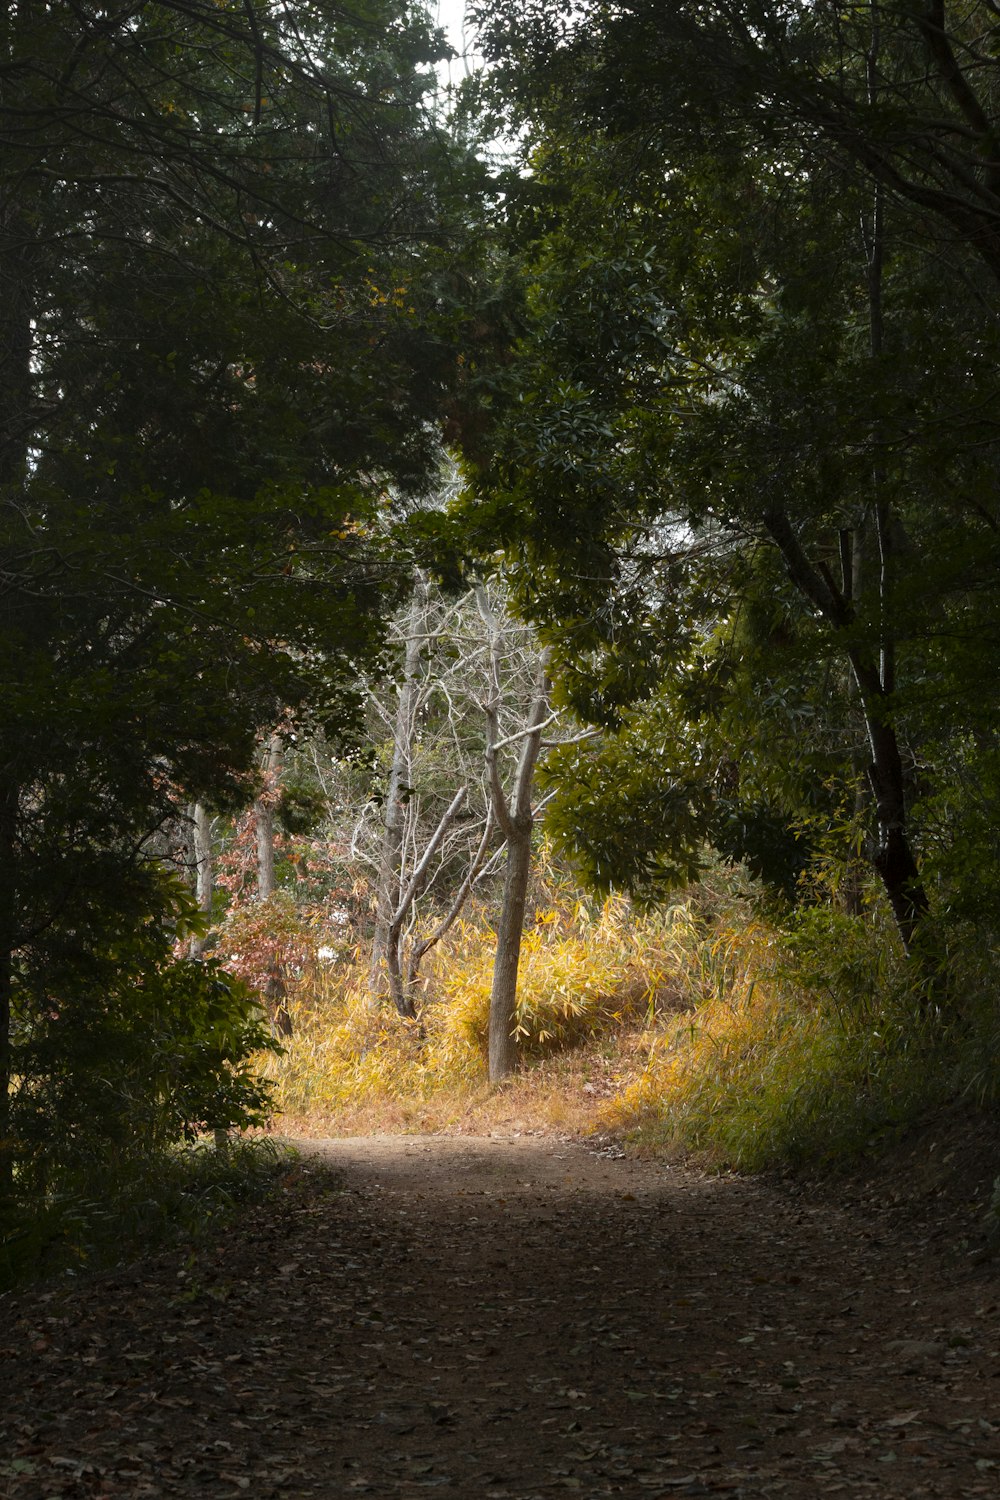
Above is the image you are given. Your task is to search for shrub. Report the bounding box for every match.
[7,871,278,1219]
[604,900,957,1169]
[0,1137,286,1292]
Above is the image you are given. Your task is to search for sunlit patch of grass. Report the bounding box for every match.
[261,889,681,1136]
[427,891,686,1061]
[601,905,961,1170]
[270,1033,649,1140]
[262,869,993,1174]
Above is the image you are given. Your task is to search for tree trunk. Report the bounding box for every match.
[849,654,929,953]
[255,802,276,901]
[487,818,533,1082]
[189,802,213,958]
[763,506,930,957]
[762,90,931,959]
[0,194,33,501]
[199,797,226,1145]
[255,735,290,1035]
[856,140,930,956]
[0,782,16,1202]
[255,731,283,899]
[0,190,34,1201]
[483,641,552,1082]
[371,570,429,1006]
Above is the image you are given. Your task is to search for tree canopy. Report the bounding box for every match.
[0,0,484,1189]
[458,0,1000,969]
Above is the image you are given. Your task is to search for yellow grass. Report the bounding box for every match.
[258,875,948,1171]
[260,890,687,1137]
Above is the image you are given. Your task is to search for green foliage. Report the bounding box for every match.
[0,0,490,1215]
[1,863,281,1289]
[454,0,1000,970]
[0,1138,286,1293]
[8,874,278,1197]
[277,781,330,838]
[540,704,712,900]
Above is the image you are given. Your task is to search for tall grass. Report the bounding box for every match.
[603,900,984,1169]
[263,889,686,1133]
[265,865,997,1170]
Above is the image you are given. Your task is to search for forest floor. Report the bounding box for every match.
[3,1127,1000,1499]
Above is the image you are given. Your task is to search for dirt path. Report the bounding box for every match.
[3,1133,1000,1497]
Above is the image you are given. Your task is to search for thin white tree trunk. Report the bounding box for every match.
[371,570,429,1003]
[254,734,290,1035]
[189,801,213,958]
[254,731,283,898]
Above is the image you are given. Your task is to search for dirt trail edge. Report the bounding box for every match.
[3,1133,1000,1499]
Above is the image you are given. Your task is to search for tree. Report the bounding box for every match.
[0,0,480,1193]
[360,568,544,1019]
[477,586,554,1080]
[475,0,1000,286]
[369,570,436,1010]
[252,734,295,1036]
[459,0,1000,969]
[188,803,215,960]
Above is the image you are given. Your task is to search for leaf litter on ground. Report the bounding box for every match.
[1,1133,1000,1498]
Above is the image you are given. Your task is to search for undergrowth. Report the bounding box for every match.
[0,1137,289,1293]
[609,915,947,1169]
[263,889,682,1135]
[263,866,1000,1174]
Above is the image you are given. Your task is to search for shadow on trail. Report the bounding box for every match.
[1,1134,998,1498]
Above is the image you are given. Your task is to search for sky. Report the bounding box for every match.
[430,0,482,89]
